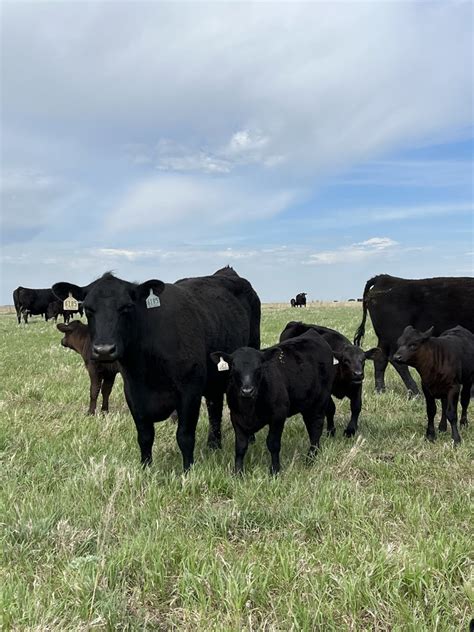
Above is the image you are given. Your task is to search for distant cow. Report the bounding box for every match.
[57,321,120,415]
[211,330,335,474]
[290,292,307,307]
[13,286,56,324]
[280,321,379,437]
[354,275,474,396]
[52,267,261,470]
[47,300,83,324]
[394,325,474,444]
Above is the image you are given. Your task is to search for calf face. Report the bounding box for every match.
[335,344,379,384]
[57,321,89,354]
[210,347,279,400]
[394,325,434,364]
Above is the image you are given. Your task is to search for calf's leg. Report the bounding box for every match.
[446,385,461,445]
[88,372,101,415]
[100,373,116,413]
[422,385,436,442]
[344,386,362,438]
[232,417,250,474]
[460,382,471,427]
[266,419,285,475]
[439,398,447,432]
[302,411,325,459]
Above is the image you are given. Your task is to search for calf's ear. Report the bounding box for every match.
[52,282,87,301]
[57,323,71,333]
[421,326,434,339]
[364,347,381,360]
[262,347,281,363]
[135,279,165,302]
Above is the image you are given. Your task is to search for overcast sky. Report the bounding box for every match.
[1,1,473,303]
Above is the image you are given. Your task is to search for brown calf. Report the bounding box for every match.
[57,321,120,415]
[394,325,474,444]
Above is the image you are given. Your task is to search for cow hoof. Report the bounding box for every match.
[327,428,336,438]
[460,418,468,427]
[426,432,436,442]
[248,434,256,444]
[407,390,420,400]
[438,424,447,432]
[343,428,356,438]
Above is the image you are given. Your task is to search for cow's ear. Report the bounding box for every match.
[421,326,434,340]
[210,351,233,364]
[333,350,343,362]
[364,347,381,360]
[135,279,165,302]
[53,282,87,302]
[57,323,71,333]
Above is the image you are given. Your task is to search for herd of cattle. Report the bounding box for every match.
[12,270,474,473]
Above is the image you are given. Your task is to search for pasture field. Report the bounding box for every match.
[1,305,473,631]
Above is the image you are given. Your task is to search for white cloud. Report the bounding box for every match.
[307,237,399,265]
[108,174,300,232]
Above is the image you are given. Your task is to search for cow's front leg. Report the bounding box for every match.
[439,398,447,432]
[231,416,250,474]
[344,386,362,437]
[206,393,223,450]
[422,385,436,442]
[88,371,101,415]
[266,419,285,475]
[459,382,471,427]
[176,394,202,472]
[135,419,155,467]
[325,397,336,437]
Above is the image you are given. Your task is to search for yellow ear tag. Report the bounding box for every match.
[63,292,79,311]
[146,289,161,309]
[217,357,229,372]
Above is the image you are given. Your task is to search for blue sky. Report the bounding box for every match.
[1,2,472,303]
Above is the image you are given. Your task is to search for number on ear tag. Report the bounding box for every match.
[146,289,161,309]
[63,293,79,311]
[217,357,229,372]
[333,357,339,365]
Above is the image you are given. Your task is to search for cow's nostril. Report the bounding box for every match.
[241,386,255,397]
[93,344,116,356]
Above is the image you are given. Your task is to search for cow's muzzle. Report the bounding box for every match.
[92,344,117,361]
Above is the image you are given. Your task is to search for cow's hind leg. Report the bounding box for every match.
[176,393,202,471]
[439,398,447,432]
[390,358,420,397]
[422,385,436,442]
[206,393,223,450]
[373,349,389,393]
[460,382,471,427]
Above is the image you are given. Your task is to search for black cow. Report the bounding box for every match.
[354,274,474,396]
[280,321,379,437]
[13,286,56,324]
[291,292,307,307]
[47,300,83,324]
[57,321,119,415]
[394,325,474,444]
[52,267,261,470]
[211,330,335,474]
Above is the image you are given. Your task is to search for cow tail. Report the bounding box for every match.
[353,276,380,345]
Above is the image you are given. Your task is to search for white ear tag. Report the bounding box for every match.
[333,357,339,365]
[63,292,79,311]
[217,357,229,372]
[146,289,161,309]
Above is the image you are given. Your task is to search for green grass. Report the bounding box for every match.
[1,306,473,631]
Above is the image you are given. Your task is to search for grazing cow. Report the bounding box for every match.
[57,321,119,415]
[210,330,335,474]
[394,325,474,444]
[47,300,84,324]
[52,267,261,470]
[290,298,296,307]
[354,274,474,396]
[280,321,379,437]
[13,286,56,324]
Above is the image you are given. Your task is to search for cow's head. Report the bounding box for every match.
[334,344,379,385]
[53,273,165,361]
[210,346,280,401]
[393,325,434,364]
